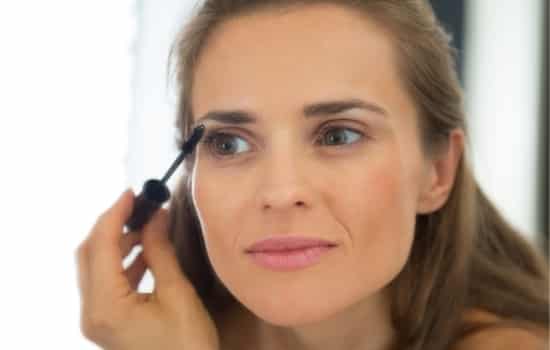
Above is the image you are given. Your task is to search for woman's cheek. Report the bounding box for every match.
[350,159,416,271]
[197,190,241,269]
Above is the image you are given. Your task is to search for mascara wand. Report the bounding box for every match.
[125,124,206,232]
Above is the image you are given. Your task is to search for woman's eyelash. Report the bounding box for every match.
[315,125,365,145]
[200,125,366,158]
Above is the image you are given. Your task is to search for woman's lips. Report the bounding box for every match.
[245,236,338,271]
[247,246,336,271]
[245,236,338,253]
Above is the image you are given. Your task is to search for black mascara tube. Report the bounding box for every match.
[124,124,205,232]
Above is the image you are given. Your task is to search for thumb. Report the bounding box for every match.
[140,208,191,291]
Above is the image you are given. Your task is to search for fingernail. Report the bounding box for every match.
[120,188,132,200]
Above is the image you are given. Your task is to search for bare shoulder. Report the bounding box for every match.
[451,309,549,350]
[451,327,548,350]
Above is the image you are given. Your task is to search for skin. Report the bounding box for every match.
[76,192,220,350]
[189,3,464,350]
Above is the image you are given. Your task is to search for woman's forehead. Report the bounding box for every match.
[191,3,413,125]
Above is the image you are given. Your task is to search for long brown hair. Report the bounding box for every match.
[164,1,549,349]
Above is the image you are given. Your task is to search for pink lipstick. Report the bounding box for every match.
[245,236,337,271]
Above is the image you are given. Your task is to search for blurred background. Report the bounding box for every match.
[0,0,547,348]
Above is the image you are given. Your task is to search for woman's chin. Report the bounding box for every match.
[241,295,343,327]
[256,309,329,327]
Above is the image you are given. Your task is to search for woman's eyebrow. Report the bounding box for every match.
[195,98,387,126]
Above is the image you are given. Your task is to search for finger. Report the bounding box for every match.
[87,189,136,298]
[124,251,147,290]
[120,232,142,258]
[141,208,191,291]
[92,188,135,245]
[75,240,90,302]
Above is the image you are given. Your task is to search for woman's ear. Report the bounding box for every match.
[416,129,465,214]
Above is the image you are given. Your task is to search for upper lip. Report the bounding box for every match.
[245,236,338,253]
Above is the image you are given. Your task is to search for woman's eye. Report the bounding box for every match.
[203,132,251,157]
[317,126,363,146]
[202,125,363,158]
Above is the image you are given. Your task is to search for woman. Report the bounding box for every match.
[76,1,549,349]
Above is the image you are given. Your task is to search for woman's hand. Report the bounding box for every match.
[75,189,220,350]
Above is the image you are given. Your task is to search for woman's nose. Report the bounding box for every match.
[256,150,313,212]
[260,187,308,211]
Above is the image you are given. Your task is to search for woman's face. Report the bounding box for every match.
[190,4,431,326]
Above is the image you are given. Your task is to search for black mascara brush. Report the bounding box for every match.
[125,124,206,232]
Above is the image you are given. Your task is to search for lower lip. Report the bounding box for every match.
[246,245,335,271]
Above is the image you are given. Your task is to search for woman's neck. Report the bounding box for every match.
[217,292,396,350]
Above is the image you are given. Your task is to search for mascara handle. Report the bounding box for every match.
[125,179,171,232]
